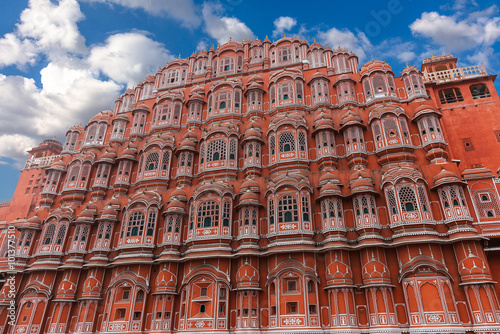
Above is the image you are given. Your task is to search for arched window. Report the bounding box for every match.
[167,69,179,84]
[146,152,159,171]
[146,211,156,236]
[278,195,298,223]
[197,201,220,228]
[219,57,235,73]
[278,82,293,102]
[279,132,295,152]
[438,88,463,104]
[470,83,490,99]
[269,198,275,225]
[44,224,56,245]
[222,200,231,227]
[399,186,418,212]
[270,135,276,155]
[373,76,387,94]
[278,46,291,63]
[301,195,310,221]
[56,225,67,245]
[127,211,146,237]
[207,140,226,162]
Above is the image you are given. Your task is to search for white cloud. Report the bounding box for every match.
[317,27,372,61]
[202,2,254,45]
[82,0,201,28]
[196,39,209,51]
[397,51,417,63]
[0,33,37,69]
[89,32,174,87]
[272,16,297,38]
[0,134,37,165]
[17,0,87,59]
[410,7,500,52]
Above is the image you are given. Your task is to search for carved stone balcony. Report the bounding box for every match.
[423,65,487,84]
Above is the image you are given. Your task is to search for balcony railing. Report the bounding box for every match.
[423,65,487,83]
[24,155,60,170]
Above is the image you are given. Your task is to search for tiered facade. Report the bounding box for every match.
[1,37,500,334]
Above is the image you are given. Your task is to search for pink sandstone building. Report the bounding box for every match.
[0,36,500,334]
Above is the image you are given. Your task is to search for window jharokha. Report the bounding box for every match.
[371,107,412,152]
[198,129,238,172]
[187,190,233,241]
[152,94,183,129]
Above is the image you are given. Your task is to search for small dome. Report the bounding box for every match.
[51,159,67,171]
[432,168,462,188]
[76,208,94,223]
[319,181,342,198]
[241,178,260,192]
[82,276,102,296]
[350,168,375,194]
[98,150,116,163]
[401,65,420,77]
[100,206,118,220]
[166,199,186,213]
[340,107,363,129]
[57,279,77,299]
[236,262,259,287]
[319,169,341,187]
[106,196,122,209]
[170,187,187,201]
[239,190,260,204]
[156,267,177,293]
[26,215,42,225]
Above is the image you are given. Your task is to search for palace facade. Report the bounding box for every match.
[1,36,500,334]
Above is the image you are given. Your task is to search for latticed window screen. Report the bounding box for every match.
[197,200,220,228]
[301,195,310,221]
[229,139,237,159]
[242,208,250,226]
[173,103,181,122]
[187,153,193,167]
[161,151,170,170]
[167,69,179,84]
[278,82,292,101]
[56,225,67,245]
[270,135,276,155]
[449,187,459,206]
[269,198,275,225]
[278,195,299,223]
[373,123,382,141]
[388,76,396,91]
[279,132,295,152]
[369,196,377,214]
[373,76,386,93]
[278,47,290,62]
[417,185,430,211]
[207,139,227,161]
[399,186,419,212]
[80,164,90,181]
[175,217,181,232]
[200,143,205,164]
[400,117,410,137]
[383,117,400,138]
[44,224,56,245]
[105,224,112,239]
[219,57,234,73]
[147,211,156,236]
[298,131,307,151]
[167,216,174,232]
[251,208,257,225]
[145,152,160,171]
[270,86,276,103]
[97,223,105,239]
[215,90,231,109]
[25,232,33,246]
[127,211,146,237]
[189,203,195,230]
[296,81,303,98]
[222,200,231,226]
[364,80,371,96]
[387,189,398,215]
[81,225,89,241]
[74,226,81,241]
[234,90,241,108]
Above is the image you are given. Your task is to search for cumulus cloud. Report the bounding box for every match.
[317,27,372,61]
[17,0,87,59]
[0,0,178,165]
[272,16,297,38]
[0,34,37,69]
[0,134,37,165]
[202,2,254,45]
[89,32,174,87]
[410,6,500,52]
[82,0,201,28]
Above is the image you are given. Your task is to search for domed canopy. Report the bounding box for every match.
[241,178,260,192]
[349,168,376,195]
[156,267,177,293]
[236,262,259,288]
[340,107,364,130]
[82,275,102,297]
[170,186,187,201]
[319,181,342,198]
[238,189,260,206]
[76,208,94,224]
[432,168,464,188]
[99,206,118,220]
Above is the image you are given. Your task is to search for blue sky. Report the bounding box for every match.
[0,0,499,201]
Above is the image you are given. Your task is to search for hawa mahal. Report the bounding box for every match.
[1,36,500,334]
